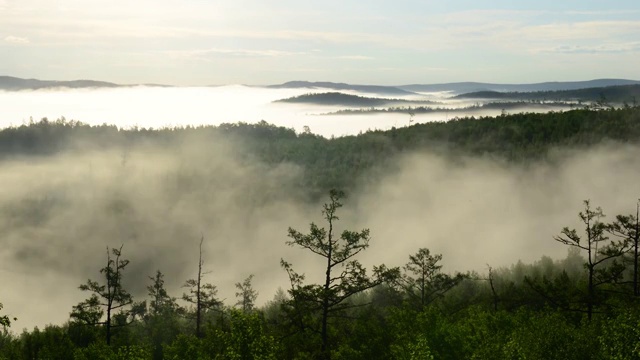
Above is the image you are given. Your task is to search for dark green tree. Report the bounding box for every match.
[70,245,141,346]
[235,274,258,312]
[182,236,221,338]
[554,200,631,320]
[282,189,399,359]
[400,248,466,309]
[608,200,640,296]
[147,270,178,316]
[145,270,180,360]
[0,302,14,328]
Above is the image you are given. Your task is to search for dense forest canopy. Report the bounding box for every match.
[1,106,640,359]
[273,92,438,107]
[2,107,639,195]
[454,84,640,104]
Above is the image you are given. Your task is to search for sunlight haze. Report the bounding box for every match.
[1,0,639,85]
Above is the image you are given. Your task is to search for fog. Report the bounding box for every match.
[0,85,632,331]
[1,121,639,332]
[0,86,573,138]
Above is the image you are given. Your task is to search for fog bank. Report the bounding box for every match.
[0,86,571,138]
[1,133,639,331]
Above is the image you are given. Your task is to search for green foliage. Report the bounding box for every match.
[73,342,115,360]
[73,342,151,360]
[70,245,140,346]
[235,275,259,312]
[147,271,179,316]
[455,84,640,104]
[4,325,76,360]
[554,200,633,319]
[0,303,11,329]
[599,310,640,359]
[217,310,279,360]
[163,335,206,360]
[143,271,181,360]
[3,109,640,358]
[182,237,221,339]
[3,107,640,197]
[389,307,468,360]
[502,310,596,360]
[162,312,279,360]
[390,334,434,360]
[274,92,435,107]
[182,282,220,312]
[0,332,20,360]
[400,248,466,308]
[282,189,399,358]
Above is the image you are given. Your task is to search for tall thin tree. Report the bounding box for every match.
[400,248,465,309]
[608,199,640,296]
[282,189,398,359]
[554,200,631,320]
[235,274,258,312]
[182,236,221,338]
[70,245,141,345]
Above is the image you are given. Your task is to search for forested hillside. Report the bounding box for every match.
[455,84,640,104]
[1,107,640,359]
[2,107,639,195]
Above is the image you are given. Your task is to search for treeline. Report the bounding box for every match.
[325,100,572,116]
[2,107,640,197]
[1,193,639,359]
[3,103,640,360]
[274,92,398,107]
[273,92,438,107]
[454,84,640,104]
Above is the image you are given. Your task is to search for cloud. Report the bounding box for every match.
[412,11,640,52]
[3,117,640,332]
[521,21,640,42]
[165,48,308,62]
[336,55,373,60]
[538,42,640,54]
[564,10,640,16]
[4,35,29,44]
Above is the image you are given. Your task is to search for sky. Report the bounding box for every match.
[1,0,639,85]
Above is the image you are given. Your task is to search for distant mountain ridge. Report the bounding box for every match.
[0,76,122,90]
[454,84,640,104]
[267,81,415,95]
[274,92,439,107]
[399,79,640,94]
[2,76,639,94]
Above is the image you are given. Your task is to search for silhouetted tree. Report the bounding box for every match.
[554,200,631,320]
[235,274,258,312]
[400,248,466,309]
[608,199,640,296]
[282,189,399,359]
[147,270,178,316]
[487,265,499,311]
[0,303,13,328]
[182,236,221,338]
[145,270,180,360]
[70,245,142,345]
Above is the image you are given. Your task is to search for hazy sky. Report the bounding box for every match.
[1,0,639,85]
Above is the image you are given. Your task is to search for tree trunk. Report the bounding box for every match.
[587,219,594,321]
[587,264,594,321]
[421,269,425,308]
[488,266,498,311]
[106,249,113,346]
[635,202,639,297]
[106,305,112,346]
[196,237,203,339]
[320,215,334,360]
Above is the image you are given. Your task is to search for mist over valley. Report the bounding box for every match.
[3,0,640,356]
[1,83,640,334]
